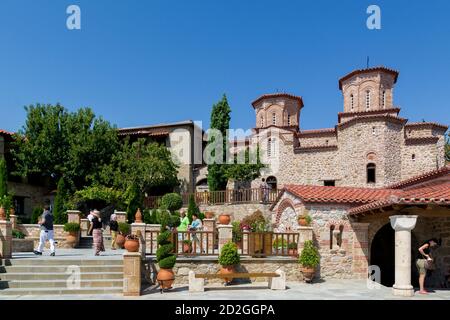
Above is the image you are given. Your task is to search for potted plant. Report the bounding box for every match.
[232,221,242,249]
[156,230,177,290]
[205,211,215,219]
[288,242,298,257]
[298,240,320,283]
[182,239,192,254]
[117,222,130,249]
[63,222,80,247]
[218,213,231,225]
[272,238,288,254]
[298,211,312,227]
[218,241,240,285]
[124,233,140,252]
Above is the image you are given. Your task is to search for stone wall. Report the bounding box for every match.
[16,224,77,249]
[148,256,302,285]
[7,181,49,217]
[198,203,272,223]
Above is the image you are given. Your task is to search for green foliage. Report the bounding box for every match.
[445,134,450,163]
[288,242,298,250]
[156,230,176,269]
[232,221,242,243]
[71,185,125,209]
[11,104,120,190]
[183,239,192,245]
[272,238,288,249]
[0,158,7,198]
[298,240,320,268]
[242,210,268,232]
[12,229,25,239]
[298,210,312,226]
[187,194,202,222]
[207,94,231,191]
[160,193,183,213]
[53,177,68,224]
[126,184,143,223]
[0,195,13,213]
[218,242,240,267]
[63,222,80,232]
[118,222,131,235]
[31,206,43,224]
[225,146,265,183]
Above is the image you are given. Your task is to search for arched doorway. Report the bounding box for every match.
[266,176,277,190]
[370,223,420,288]
[370,223,395,287]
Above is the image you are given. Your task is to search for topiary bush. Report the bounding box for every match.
[299,240,320,268]
[160,193,183,212]
[156,230,176,269]
[218,242,240,267]
[31,207,43,224]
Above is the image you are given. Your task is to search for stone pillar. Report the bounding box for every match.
[123,252,141,296]
[131,223,146,259]
[9,214,17,230]
[351,223,370,279]
[0,219,12,259]
[203,218,216,253]
[67,210,81,224]
[390,215,418,297]
[298,226,313,251]
[115,211,127,223]
[243,230,250,255]
[217,224,233,253]
[80,218,90,237]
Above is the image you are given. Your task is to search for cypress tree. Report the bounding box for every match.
[0,157,7,198]
[53,177,67,224]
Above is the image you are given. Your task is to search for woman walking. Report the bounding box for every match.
[88,210,105,256]
[416,238,440,294]
[109,213,119,250]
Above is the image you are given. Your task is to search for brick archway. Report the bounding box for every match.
[275,198,296,227]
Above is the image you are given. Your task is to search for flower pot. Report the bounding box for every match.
[298,217,308,226]
[65,231,78,248]
[116,234,126,249]
[219,266,234,284]
[288,249,298,257]
[157,268,175,289]
[124,239,140,252]
[218,214,231,225]
[205,212,214,219]
[0,207,5,220]
[183,243,192,254]
[301,266,316,283]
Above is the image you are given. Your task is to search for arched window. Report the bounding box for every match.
[382,91,386,109]
[367,163,376,183]
[272,113,276,125]
[266,176,277,190]
[330,225,335,250]
[366,90,371,110]
[350,94,354,110]
[338,225,344,247]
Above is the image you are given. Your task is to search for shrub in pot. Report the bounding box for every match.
[218,242,240,284]
[288,242,298,256]
[124,234,140,252]
[298,211,312,226]
[117,222,130,249]
[156,230,177,290]
[298,240,320,283]
[63,222,80,247]
[183,239,192,254]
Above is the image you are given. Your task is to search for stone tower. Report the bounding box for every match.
[252,93,304,131]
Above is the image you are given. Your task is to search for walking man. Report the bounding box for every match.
[33,204,55,256]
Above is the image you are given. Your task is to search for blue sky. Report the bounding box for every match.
[0,0,449,133]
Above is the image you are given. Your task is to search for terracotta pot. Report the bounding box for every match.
[288,249,298,257]
[219,266,234,284]
[205,212,214,219]
[66,232,77,247]
[134,208,143,223]
[301,266,316,283]
[218,214,231,225]
[298,217,308,226]
[0,206,5,220]
[183,243,192,253]
[157,268,175,289]
[124,239,140,252]
[116,234,126,248]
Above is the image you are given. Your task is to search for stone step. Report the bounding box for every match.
[2,259,123,266]
[0,287,123,296]
[1,265,123,273]
[0,272,123,281]
[0,278,123,289]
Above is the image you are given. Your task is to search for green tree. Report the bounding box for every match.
[12,104,119,190]
[53,177,68,224]
[207,94,231,191]
[445,133,450,163]
[187,194,202,222]
[225,146,265,183]
[0,157,7,198]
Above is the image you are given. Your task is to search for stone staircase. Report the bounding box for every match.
[0,258,123,296]
[77,235,113,249]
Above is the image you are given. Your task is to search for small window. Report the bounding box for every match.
[382,91,386,108]
[372,127,376,135]
[267,138,271,157]
[325,140,329,146]
[338,225,344,247]
[367,163,376,183]
[287,113,291,126]
[412,154,416,161]
[272,113,276,125]
[324,180,335,187]
[350,94,354,110]
[330,225,335,250]
[260,116,264,127]
[366,90,371,110]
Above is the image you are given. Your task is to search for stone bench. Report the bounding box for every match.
[189,269,286,292]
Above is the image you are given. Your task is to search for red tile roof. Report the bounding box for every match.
[338,66,399,90]
[0,129,13,136]
[388,165,450,189]
[251,93,304,108]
